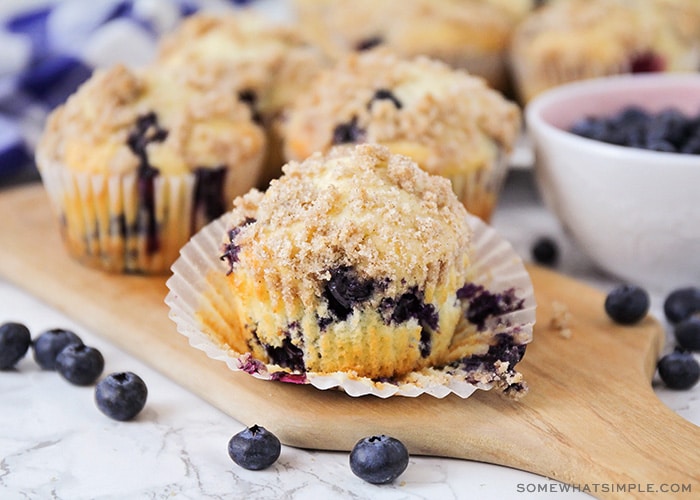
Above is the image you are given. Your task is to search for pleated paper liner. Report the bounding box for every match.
[165,213,536,398]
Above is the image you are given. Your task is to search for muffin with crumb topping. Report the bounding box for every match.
[36,63,266,274]
[510,0,700,103]
[177,144,533,397]
[293,0,535,91]
[282,50,521,221]
[156,11,328,188]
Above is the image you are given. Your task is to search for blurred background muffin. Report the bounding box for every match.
[282,50,521,221]
[509,0,700,104]
[35,63,266,274]
[156,11,328,188]
[292,0,535,93]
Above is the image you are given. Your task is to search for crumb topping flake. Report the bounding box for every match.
[225,144,473,303]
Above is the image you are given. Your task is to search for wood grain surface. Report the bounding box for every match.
[1,185,698,499]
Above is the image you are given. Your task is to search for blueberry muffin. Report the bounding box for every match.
[36,64,266,274]
[189,143,532,396]
[292,0,535,91]
[282,50,521,221]
[156,11,328,188]
[510,0,700,103]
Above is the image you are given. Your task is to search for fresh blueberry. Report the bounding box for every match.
[33,328,83,370]
[657,351,700,390]
[664,287,700,323]
[0,322,32,370]
[604,284,650,325]
[531,237,558,266]
[674,316,700,352]
[368,88,402,109]
[349,434,409,484]
[95,371,148,421]
[331,116,365,145]
[227,425,281,470]
[55,344,104,386]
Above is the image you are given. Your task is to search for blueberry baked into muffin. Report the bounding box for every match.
[184,144,532,397]
[509,0,700,103]
[36,64,266,274]
[292,0,535,92]
[283,50,521,221]
[156,11,328,188]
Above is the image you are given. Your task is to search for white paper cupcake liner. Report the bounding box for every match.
[165,213,536,399]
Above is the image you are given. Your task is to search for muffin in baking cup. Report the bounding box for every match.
[35,64,266,274]
[165,145,535,399]
[282,49,521,222]
[509,0,700,104]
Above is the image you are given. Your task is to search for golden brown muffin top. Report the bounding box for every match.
[293,0,520,60]
[283,50,520,176]
[37,64,265,176]
[156,11,327,118]
[225,144,473,306]
[512,0,697,72]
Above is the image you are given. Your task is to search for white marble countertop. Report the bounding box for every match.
[1,169,699,500]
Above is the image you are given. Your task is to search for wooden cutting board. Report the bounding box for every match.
[1,184,698,499]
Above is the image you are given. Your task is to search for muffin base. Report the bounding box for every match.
[165,213,536,398]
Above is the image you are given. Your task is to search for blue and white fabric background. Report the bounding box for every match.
[0,0,281,183]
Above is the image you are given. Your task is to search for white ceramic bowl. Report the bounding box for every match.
[526,73,700,291]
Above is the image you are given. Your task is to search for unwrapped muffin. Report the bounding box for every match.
[36,64,266,274]
[510,0,700,103]
[169,144,534,398]
[282,50,521,221]
[292,0,535,91]
[156,11,328,187]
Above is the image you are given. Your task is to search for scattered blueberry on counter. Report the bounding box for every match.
[32,327,83,370]
[227,425,282,471]
[55,343,105,386]
[95,371,148,421]
[657,351,700,390]
[531,236,559,267]
[569,106,700,154]
[663,286,700,324]
[0,322,31,370]
[674,316,700,352]
[349,435,410,485]
[604,284,650,325]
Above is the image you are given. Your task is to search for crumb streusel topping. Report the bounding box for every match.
[226,143,472,307]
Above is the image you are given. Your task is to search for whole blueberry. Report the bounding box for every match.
[674,316,700,352]
[95,372,148,421]
[0,322,32,370]
[33,328,83,370]
[604,284,650,325]
[55,344,104,386]
[657,351,700,390]
[349,434,409,484]
[531,237,559,267]
[228,425,281,470]
[664,287,700,323]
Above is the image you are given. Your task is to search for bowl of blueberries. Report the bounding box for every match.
[526,73,700,292]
